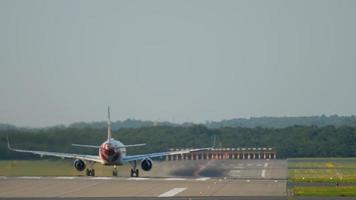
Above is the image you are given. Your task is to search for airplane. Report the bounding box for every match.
[7,107,211,177]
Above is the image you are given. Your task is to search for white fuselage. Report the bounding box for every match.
[99,139,126,165]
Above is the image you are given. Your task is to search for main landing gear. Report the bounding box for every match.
[130,169,139,177]
[86,168,95,176]
[85,161,95,176]
[129,160,139,177]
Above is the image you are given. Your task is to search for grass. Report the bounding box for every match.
[289,158,356,197]
[288,158,356,183]
[293,186,356,196]
[289,167,356,183]
[288,158,356,168]
[0,160,130,176]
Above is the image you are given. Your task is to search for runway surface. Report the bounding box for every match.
[0,177,286,198]
[0,160,287,198]
[145,159,287,180]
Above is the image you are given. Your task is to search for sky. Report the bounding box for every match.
[0,0,356,127]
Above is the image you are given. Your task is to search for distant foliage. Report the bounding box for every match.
[0,123,16,131]
[2,115,356,131]
[205,115,356,128]
[1,125,356,159]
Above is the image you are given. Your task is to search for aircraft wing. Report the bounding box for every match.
[122,148,212,163]
[7,138,102,163]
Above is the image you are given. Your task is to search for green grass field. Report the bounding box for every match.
[288,158,356,183]
[293,186,356,196]
[289,158,356,197]
[0,160,130,176]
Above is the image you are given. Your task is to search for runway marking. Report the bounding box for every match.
[127,177,150,181]
[247,163,253,167]
[17,176,41,179]
[257,164,263,167]
[246,179,251,182]
[158,187,186,197]
[90,177,114,180]
[195,177,210,181]
[0,176,8,179]
[261,169,266,178]
[264,162,269,168]
[164,178,187,181]
[54,177,76,180]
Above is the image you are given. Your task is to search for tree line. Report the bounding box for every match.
[0,125,356,159]
[2,115,356,131]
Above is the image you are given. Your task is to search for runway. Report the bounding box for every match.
[0,160,287,198]
[145,159,287,180]
[0,176,286,198]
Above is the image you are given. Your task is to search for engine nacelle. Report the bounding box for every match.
[141,158,153,171]
[74,159,86,171]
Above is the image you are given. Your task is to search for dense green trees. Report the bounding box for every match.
[1,125,356,159]
[2,115,356,131]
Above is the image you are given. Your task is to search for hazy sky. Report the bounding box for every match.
[1,0,356,127]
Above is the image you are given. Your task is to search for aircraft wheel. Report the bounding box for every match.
[86,169,95,176]
[130,169,139,177]
[86,169,90,176]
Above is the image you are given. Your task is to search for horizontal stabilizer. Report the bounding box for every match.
[72,143,146,148]
[72,144,100,148]
[123,144,146,148]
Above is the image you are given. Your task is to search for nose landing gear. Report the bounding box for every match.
[113,165,118,176]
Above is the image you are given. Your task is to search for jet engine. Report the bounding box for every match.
[141,158,153,171]
[74,159,86,171]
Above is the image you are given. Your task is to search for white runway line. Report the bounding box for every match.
[54,177,76,180]
[90,177,114,180]
[17,176,41,179]
[195,177,210,181]
[261,169,266,178]
[264,162,269,168]
[158,187,186,197]
[127,177,150,181]
[164,178,187,181]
